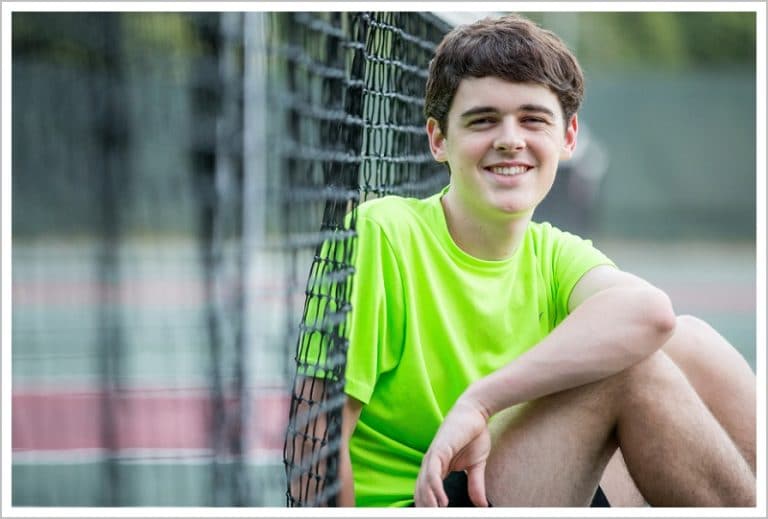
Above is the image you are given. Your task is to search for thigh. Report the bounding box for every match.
[599,448,647,506]
[485,377,620,506]
[442,470,612,508]
[662,315,755,471]
[599,318,757,506]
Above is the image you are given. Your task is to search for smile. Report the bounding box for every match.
[487,165,530,176]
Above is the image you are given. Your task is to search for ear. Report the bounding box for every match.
[560,113,579,160]
[426,117,448,163]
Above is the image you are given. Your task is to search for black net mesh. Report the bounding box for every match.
[279,12,450,507]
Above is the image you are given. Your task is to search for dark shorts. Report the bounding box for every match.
[422,471,611,507]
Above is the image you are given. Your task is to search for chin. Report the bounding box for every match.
[488,197,532,216]
[494,204,532,219]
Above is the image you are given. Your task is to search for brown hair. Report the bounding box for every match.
[424,14,584,134]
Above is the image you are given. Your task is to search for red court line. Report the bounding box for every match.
[11,278,302,307]
[12,389,290,454]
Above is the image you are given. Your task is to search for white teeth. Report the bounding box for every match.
[490,166,527,176]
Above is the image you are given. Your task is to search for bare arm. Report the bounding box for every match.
[468,266,677,414]
[415,265,677,506]
[286,378,362,507]
[337,395,363,506]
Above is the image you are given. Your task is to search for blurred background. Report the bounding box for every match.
[9,9,757,507]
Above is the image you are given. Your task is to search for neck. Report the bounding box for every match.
[440,193,532,261]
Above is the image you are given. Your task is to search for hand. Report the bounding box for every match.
[414,396,491,507]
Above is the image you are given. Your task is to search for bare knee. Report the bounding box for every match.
[675,314,713,340]
[669,314,743,352]
[665,314,753,376]
[676,313,709,331]
[662,315,707,360]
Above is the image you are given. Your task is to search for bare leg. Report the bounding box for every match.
[600,450,646,506]
[599,315,756,505]
[485,351,755,507]
[663,315,756,471]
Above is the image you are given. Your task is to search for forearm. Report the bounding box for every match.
[337,441,356,506]
[337,395,362,506]
[287,379,359,506]
[468,285,676,416]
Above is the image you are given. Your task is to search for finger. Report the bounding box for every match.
[414,487,435,507]
[466,464,488,507]
[415,460,443,507]
[427,455,449,507]
[428,465,449,507]
[435,477,449,508]
[415,482,440,507]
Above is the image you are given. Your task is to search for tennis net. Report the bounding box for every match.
[277,12,450,507]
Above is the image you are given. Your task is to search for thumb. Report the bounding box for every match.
[466,463,488,507]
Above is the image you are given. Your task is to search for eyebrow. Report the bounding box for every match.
[460,104,556,119]
[518,104,556,118]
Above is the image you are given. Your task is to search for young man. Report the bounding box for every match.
[325,14,756,507]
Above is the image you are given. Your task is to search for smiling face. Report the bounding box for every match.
[427,77,578,223]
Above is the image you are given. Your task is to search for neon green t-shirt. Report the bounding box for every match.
[344,189,615,506]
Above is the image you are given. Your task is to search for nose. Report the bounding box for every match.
[493,121,525,152]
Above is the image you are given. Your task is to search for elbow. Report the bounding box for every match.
[654,289,677,336]
[640,286,677,348]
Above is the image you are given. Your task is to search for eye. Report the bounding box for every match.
[521,116,548,125]
[467,116,496,128]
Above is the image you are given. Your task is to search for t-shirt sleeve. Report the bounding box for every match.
[343,214,405,405]
[548,225,616,325]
